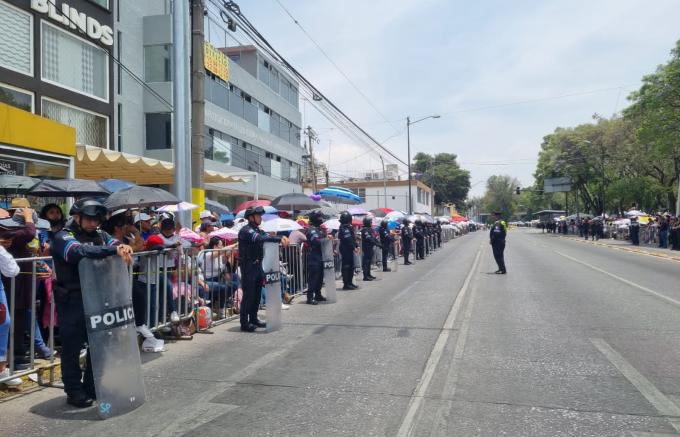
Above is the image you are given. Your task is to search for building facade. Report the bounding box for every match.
[0,0,114,175]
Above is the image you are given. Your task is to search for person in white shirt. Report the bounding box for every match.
[0,240,22,387]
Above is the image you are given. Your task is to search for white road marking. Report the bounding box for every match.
[555,250,680,308]
[396,245,483,437]
[591,338,680,433]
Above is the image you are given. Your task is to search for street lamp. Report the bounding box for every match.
[407,115,441,214]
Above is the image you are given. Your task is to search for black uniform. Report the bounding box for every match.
[401,222,412,265]
[629,220,640,246]
[51,219,120,400]
[489,220,507,273]
[414,223,425,260]
[360,225,381,280]
[436,222,442,248]
[238,223,281,329]
[306,225,326,302]
[378,224,394,271]
[339,223,357,288]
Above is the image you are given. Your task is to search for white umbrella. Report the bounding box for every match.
[323,218,341,230]
[260,218,302,233]
[625,210,646,217]
[157,201,199,212]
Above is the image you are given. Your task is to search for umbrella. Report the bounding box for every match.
[317,187,361,205]
[179,227,205,244]
[323,218,341,230]
[209,227,239,241]
[0,175,40,192]
[260,218,303,233]
[235,205,278,218]
[233,199,271,214]
[156,201,199,212]
[308,206,339,219]
[27,178,111,197]
[103,186,179,211]
[625,210,646,217]
[220,213,235,222]
[348,206,368,216]
[385,210,406,221]
[262,213,278,221]
[98,178,136,193]
[271,192,319,211]
[205,198,230,215]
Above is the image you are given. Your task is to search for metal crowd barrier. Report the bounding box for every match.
[2,256,57,386]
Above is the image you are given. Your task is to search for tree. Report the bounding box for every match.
[412,152,471,208]
[481,175,520,221]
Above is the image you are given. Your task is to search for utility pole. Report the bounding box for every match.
[379,155,387,209]
[406,116,412,214]
[305,126,318,192]
[172,0,190,223]
[190,0,205,225]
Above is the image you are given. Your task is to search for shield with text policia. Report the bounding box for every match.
[321,239,337,303]
[263,242,282,332]
[79,257,146,419]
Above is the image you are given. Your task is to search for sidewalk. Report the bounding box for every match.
[557,234,680,262]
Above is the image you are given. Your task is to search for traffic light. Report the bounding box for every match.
[515,187,521,195]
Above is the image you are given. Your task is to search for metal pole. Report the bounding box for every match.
[380,155,387,209]
[406,117,412,214]
[307,126,317,193]
[173,0,189,209]
[191,0,205,224]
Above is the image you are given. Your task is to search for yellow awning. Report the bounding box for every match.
[75,145,247,185]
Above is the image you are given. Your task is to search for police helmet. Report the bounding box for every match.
[339,211,352,224]
[308,210,323,226]
[362,216,372,227]
[244,206,265,219]
[402,217,410,225]
[69,199,107,221]
[380,219,388,228]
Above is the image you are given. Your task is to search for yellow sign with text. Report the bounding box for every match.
[204,42,229,82]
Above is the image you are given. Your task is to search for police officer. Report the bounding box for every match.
[489,211,507,274]
[360,217,381,281]
[52,199,133,408]
[305,211,329,304]
[238,206,288,332]
[629,216,640,246]
[436,221,442,248]
[414,219,425,260]
[378,219,394,272]
[338,211,358,290]
[401,218,413,265]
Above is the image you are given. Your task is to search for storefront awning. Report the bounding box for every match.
[75,145,248,185]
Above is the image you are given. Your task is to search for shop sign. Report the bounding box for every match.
[0,159,25,176]
[204,41,229,82]
[31,0,114,46]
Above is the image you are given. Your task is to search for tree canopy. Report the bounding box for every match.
[412,152,471,208]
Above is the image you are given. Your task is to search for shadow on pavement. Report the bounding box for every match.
[29,396,99,421]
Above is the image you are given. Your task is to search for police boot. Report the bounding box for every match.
[67,393,94,408]
[383,267,391,272]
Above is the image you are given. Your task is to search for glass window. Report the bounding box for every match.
[88,0,109,8]
[229,86,243,118]
[0,83,32,112]
[257,104,270,132]
[289,162,299,183]
[144,45,172,82]
[0,1,32,75]
[270,112,280,137]
[230,137,247,169]
[279,117,290,142]
[269,68,279,93]
[42,22,108,101]
[258,58,269,85]
[145,113,171,149]
[271,159,281,179]
[280,77,289,102]
[243,96,258,125]
[289,85,298,107]
[290,124,300,146]
[207,78,228,110]
[42,98,108,148]
[213,135,232,164]
[204,127,214,160]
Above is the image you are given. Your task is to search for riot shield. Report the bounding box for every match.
[263,242,282,332]
[392,240,399,272]
[79,257,146,419]
[353,251,362,275]
[321,239,337,303]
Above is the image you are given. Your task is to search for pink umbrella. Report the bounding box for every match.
[179,227,204,244]
[209,227,238,241]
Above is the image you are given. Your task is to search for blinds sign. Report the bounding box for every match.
[31,0,114,46]
[204,42,229,82]
[0,159,25,176]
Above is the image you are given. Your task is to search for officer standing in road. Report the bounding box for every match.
[629,216,640,246]
[338,211,358,290]
[51,199,133,408]
[489,211,507,274]
[378,219,394,272]
[305,211,329,304]
[401,218,413,265]
[360,217,381,281]
[238,206,289,331]
[414,219,425,260]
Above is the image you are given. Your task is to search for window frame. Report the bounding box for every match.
[40,20,110,103]
[41,96,110,149]
[144,112,172,150]
[143,43,172,83]
[0,0,34,77]
[0,81,34,113]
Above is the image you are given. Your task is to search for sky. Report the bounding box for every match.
[228,0,680,197]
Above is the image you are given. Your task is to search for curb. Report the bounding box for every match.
[558,236,680,263]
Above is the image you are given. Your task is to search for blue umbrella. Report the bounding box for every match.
[98,178,136,193]
[318,187,361,205]
[220,213,235,222]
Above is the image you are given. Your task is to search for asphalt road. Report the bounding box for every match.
[2,229,680,436]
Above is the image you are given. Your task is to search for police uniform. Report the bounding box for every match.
[378,222,394,272]
[436,222,442,248]
[52,212,120,407]
[360,219,381,281]
[305,211,328,304]
[414,221,425,260]
[338,212,358,290]
[238,211,281,331]
[489,215,507,274]
[401,220,413,265]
